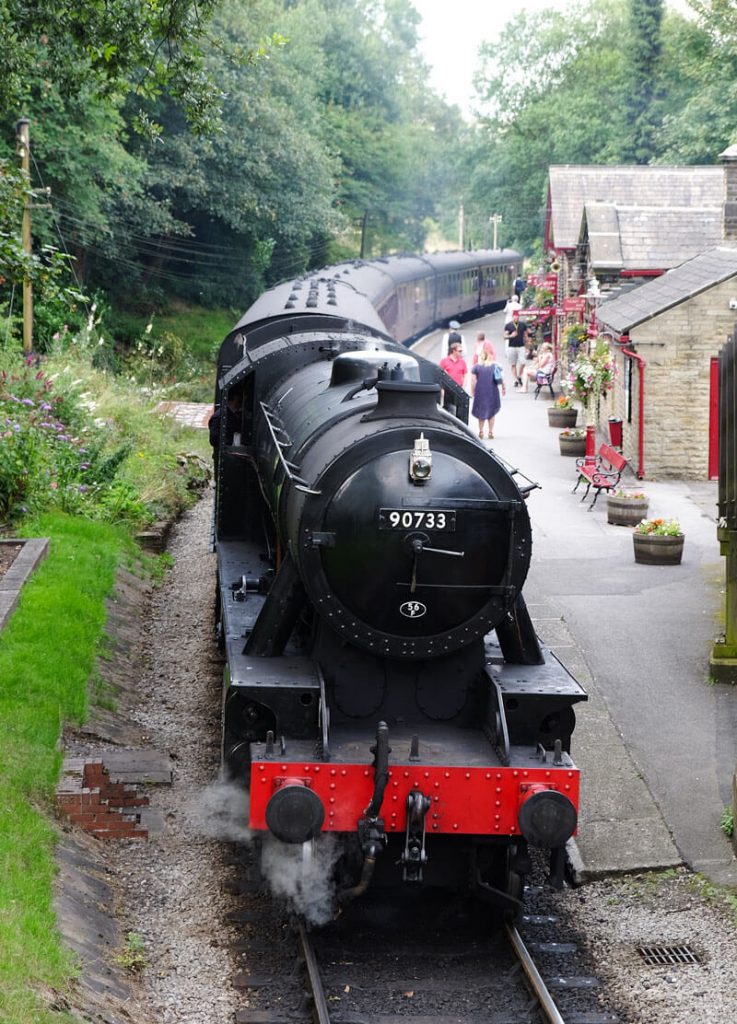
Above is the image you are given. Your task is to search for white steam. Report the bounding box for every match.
[189,780,342,926]
[188,779,253,843]
[260,833,341,926]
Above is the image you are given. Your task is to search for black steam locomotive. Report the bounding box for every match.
[212,250,586,917]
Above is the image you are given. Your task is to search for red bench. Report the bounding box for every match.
[572,443,628,510]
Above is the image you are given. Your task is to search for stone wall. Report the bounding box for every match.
[608,278,737,479]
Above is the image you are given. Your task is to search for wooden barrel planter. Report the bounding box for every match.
[558,431,586,457]
[633,532,684,565]
[548,407,578,429]
[607,494,649,527]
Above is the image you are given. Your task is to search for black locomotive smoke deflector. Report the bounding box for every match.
[361,380,444,422]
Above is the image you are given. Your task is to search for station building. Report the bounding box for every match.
[544,150,737,479]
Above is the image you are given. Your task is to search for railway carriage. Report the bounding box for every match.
[211,250,586,917]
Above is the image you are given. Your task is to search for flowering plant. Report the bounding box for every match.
[564,322,588,357]
[554,395,573,409]
[634,517,682,536]
[559,428,586,439]
[612,490,647,500]
[565,338,616,410]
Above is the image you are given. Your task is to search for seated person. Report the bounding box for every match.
[523,342,555,388]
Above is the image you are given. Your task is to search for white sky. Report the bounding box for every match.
[411,0,572,112]
[411,0,692,114]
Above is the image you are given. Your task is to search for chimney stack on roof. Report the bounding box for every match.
[720,145,737,241]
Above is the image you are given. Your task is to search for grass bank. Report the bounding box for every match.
[0,304,215,1020]
[0,513,141,1022]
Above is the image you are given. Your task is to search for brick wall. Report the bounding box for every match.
[57,758,149,840]
[606,278,737,479]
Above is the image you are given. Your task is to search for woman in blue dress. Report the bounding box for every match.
[471,341,506,439]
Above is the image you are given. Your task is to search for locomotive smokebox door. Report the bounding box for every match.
[294,424,532,660]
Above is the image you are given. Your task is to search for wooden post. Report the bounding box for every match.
[711,330,737,681]
[16,117,33,357]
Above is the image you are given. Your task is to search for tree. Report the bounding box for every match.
[0,0,224,132]
[655,2,737,162]
[621,0,665,163]
[469,0,631,252]
[465,0,721,254]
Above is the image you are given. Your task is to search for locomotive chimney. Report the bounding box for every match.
[363,380,443,421]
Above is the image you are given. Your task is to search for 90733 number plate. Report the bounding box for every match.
[378,508,456,531]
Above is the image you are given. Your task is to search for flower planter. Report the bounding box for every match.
[548,408,578,429]
[607,494,649,527]
[559,433,586,457]
[633,532,684,565]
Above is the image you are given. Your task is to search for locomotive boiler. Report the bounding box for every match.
[212,252,586,916]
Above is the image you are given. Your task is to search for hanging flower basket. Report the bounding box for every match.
[565,338,616,417]
[559,429,586,457]
[607,491,649,527]
[633,518,684,565]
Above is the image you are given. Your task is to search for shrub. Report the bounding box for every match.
[0,363,141,523]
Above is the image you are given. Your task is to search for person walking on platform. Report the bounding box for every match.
[439,338,468,416]
[439,319,465,361]
[472,331,495,366]
[504,311,529,388]
[503,295,521,321]
[471,341,506,439]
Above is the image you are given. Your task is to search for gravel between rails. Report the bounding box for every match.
[90,490,737,1024]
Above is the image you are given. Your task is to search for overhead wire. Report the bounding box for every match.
[28,157,347,291]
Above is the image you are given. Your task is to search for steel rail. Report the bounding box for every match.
[505,922,566,1024]
[295,919,332,1024]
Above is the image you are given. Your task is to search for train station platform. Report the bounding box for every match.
[416,311,737,887]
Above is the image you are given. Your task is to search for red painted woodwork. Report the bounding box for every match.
[709,356,720,480]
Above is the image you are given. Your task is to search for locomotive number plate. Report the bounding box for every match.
[378,508,456,531]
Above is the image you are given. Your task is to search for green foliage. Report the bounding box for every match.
[463,0,724,253]
[149,551,175,587]
[117,932,148,972]
[634,517,683,536]
[721,805,734,838]
[0,360,140,522]
[0,0,224,131]
[564,339,617,409]
[621,0,665,164]
[564,322,588,358]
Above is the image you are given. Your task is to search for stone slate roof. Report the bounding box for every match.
[583,203,723,271]
[548,165,723,250]
[596,245,737,333]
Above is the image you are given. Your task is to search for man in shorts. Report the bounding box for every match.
[504,311,529,388]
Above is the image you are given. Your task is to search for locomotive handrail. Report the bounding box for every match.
[489,676,511,765]
[316,662,331,762]
[260,400,321,496]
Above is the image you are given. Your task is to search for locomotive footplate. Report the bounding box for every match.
[248,726,579,838]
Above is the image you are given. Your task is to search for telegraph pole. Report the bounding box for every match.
[16,117,33,356]
[458,203,465,250]
[490,213,502,249]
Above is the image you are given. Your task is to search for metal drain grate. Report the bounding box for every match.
[637,944,701,966]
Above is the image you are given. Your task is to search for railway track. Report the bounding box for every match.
[226,851,621,1024]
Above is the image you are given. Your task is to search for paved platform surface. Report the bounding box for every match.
[417,311,737,886]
